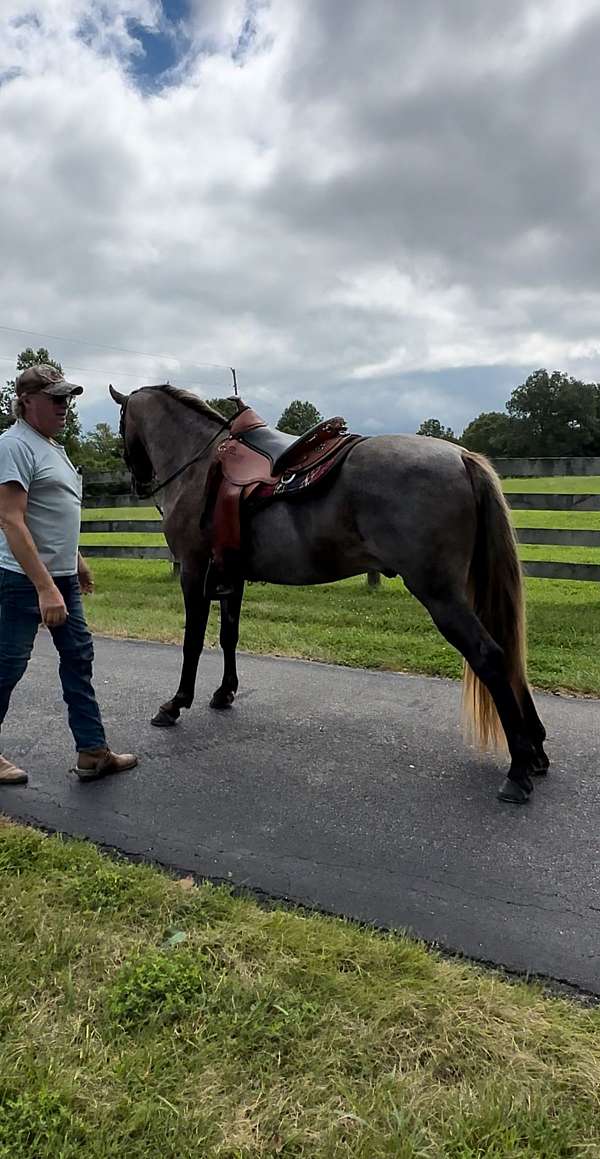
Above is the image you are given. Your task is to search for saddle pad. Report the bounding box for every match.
[248,435,364,503]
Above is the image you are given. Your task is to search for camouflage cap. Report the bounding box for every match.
[15,364,84,398]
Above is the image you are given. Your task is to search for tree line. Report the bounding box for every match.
[4,350,599,466]
[416,369,600,458]
[216,367,600,457]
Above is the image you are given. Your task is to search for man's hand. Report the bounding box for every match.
[78,557,94,595]
[38,584,68,627]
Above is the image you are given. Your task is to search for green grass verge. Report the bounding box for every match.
[80,533,166,547]
[512,510,600,530]
[502,475,600,493]
[1,818,599,1158]
[81,507,161,521]
[81,562,600,696]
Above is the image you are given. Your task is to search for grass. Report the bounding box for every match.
[1,818,599,1158]
[512,510,600,529]
[519,546,600,564]
[80,533,166,547]
[502,475,600,492]
[81,507,161,521]
[80,562,600,696]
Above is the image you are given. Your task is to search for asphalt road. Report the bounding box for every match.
[1,633,599,994]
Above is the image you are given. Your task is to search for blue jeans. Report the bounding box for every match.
[0,568,106,752]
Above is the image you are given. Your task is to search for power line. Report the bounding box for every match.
[0,351,234,389]
[0,323,232,371]
[0,352,148,378]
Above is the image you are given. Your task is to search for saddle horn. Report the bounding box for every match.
[109,383,128,406]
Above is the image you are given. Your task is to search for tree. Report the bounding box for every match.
[506,369,600,457]
[1,346,83,462]
[206,396,239,421]
[79,423,124,471]
[461,411,517,457]
[0,381,14,433]
[276,400,323,435]
[416,417,457,441]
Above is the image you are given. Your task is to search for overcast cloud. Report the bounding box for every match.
[1,0,600,434]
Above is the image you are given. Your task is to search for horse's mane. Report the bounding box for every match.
[139,383,227,424]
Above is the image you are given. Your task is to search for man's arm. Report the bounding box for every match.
[0,482,67,625]
[77,551,94,594]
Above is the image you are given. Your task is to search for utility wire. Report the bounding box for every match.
[0,352,151,378]
[0,351,234,388]
[0,323,232,372]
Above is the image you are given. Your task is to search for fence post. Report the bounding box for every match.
[367,571,381,588]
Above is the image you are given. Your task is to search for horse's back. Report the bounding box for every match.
[343,433,472,511]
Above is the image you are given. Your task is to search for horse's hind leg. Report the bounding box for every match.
[414,589,545,804]
[519,686,549,775]
[210,583,244,710]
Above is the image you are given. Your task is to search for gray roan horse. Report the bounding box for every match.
[109,383,549,805]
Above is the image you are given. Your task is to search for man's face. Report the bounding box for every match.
[22,391,72,439]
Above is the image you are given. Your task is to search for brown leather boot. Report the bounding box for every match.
[74,748,138,782]
[0,755,28,785]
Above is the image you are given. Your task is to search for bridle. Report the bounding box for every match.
[119,394,231,499]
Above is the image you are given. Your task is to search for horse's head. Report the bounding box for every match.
[109,383,155,494]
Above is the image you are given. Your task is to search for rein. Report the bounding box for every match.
[119,398,231,498]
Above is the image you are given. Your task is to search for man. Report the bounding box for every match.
[0,363,137,785]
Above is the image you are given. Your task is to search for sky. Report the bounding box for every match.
[1,0,600,435]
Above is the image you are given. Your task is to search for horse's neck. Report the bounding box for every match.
[140,395,222,497]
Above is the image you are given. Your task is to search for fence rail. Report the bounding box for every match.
[81,545,172,560]
[83,493,151,508]
[508,494,600,511]
[82,520,161,534]
[492,457,600,477]
[522,562,600,582]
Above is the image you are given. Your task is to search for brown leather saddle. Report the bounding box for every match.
[204,399,363,597]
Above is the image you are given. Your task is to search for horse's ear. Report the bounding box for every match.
[109,383,128,406]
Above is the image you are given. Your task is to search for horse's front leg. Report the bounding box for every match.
[210,583,244,710]
[152,566,210,727]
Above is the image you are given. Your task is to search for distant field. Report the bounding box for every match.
[81,506,160,521]
[79,532,166,547]
[502,475,600,493]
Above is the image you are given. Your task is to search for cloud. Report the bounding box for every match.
[0,0,599,438]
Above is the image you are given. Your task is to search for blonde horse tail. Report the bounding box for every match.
[460,449,528,749]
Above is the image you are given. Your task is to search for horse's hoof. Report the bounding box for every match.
[530,753,550,777]
[151,709,179,728]
[210,690,234,710]
[497,775,532,805]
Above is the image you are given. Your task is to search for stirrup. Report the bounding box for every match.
[204,563,237,600]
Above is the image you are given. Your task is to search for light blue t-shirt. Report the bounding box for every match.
[0,420,82,576]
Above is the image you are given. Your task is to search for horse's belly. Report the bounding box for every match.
[243,497,375,585]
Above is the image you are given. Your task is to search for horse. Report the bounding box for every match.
[108,382,549,805]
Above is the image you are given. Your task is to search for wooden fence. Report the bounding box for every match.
[79,461,600,584]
